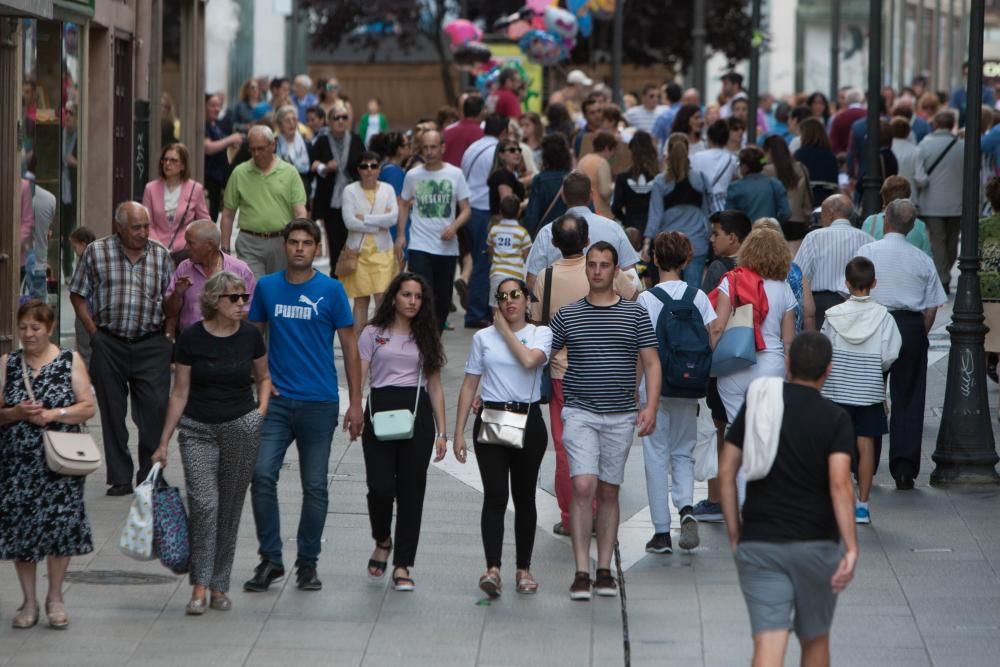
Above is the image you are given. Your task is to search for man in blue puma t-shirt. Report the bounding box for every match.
[245,218,363,593]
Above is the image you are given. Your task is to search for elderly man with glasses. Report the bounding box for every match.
[164,219,256,336]
[220,125,307,278]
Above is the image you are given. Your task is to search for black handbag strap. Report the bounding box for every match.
[541,266,554,325]
[925,136,958,177]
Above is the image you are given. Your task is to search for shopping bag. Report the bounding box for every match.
[693,400,718,482]
[711,303,757,376]
[118,464,159,561]
[153,474,191,574]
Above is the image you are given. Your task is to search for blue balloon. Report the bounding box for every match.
[518,29,567,66]
[567,0,593,38]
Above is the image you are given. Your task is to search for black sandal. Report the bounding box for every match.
[367,539,393,581]
[392,567,415,592]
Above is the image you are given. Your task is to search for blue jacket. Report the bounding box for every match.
[523,170,569,237]
[982,123,1000,170]
[725,173,791,224]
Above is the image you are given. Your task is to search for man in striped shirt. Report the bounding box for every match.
[794,194,875,329]
[549,241,660,601]
[856,199,946,490]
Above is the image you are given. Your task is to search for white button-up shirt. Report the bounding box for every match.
[794,218,875,295]
[856,233,947,312]
[460,135,499,211]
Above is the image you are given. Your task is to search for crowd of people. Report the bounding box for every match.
[5,64,998,664]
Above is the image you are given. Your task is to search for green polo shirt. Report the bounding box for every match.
[223,158,307,233]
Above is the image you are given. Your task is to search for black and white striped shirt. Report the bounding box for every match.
[550,297,658,413]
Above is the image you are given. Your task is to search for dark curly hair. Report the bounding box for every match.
[367,272,446,376]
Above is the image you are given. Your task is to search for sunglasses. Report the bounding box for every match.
[332,114,349,121]
[495,288,524,302]
[358,162,379,170]
[221,293,250,303]
[502,147,522,154]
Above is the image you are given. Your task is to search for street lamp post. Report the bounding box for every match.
[830,0,840,106]
[747,0,761,145]
[692,0,707,99]
[611,0,625,108]
[931,0,1000,486]
[861,0,883,218]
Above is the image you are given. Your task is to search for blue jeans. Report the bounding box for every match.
[250,395,339,568]
[682,254,707,291]
[465,208,492,325]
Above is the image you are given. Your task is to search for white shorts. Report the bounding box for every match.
[561,406,637,485]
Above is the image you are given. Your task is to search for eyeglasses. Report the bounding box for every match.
[358,162,379,170]
[221,293,251,303]
[495,288,524,302]
[161,157,180,164]
[502,147,522,154]
[332,114,349,121]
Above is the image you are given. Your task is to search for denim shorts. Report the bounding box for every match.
[560,406,636,485]
[735,540,842,640]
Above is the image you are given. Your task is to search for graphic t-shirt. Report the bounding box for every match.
[175,320,266,424]
[249,270,353,402]
[401,163,471,256]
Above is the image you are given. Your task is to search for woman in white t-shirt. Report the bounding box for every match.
[713,228,798,423]
[359,273,448,593]
[454,278,552,598]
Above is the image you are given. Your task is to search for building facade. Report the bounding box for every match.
[0,0,204,352]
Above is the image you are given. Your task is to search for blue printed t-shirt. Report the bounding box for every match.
[249,270,353,402]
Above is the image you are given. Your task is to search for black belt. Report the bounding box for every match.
[483,400,531,414]
[240,229,284,239]
[99,327,163,344]
[890,309,923,317]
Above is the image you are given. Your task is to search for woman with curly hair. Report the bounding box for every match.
[671,104,706,155]
[359,272,448,592]
[713,227,798,423]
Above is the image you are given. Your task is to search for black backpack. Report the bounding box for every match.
[650,286,712,399]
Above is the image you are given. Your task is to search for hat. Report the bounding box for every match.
[567,70,593,87]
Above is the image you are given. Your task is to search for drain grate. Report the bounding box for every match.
[64,570,178,586]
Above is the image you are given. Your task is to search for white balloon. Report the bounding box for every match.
[544,6,579,40]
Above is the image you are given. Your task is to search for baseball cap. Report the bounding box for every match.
[567,70,594,87]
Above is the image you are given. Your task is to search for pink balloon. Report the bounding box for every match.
[505,20,532,41]
[443,19,482,48]
[525,0,552,12]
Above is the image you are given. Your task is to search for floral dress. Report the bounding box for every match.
[787,262,805,333]
[0,350,93,561]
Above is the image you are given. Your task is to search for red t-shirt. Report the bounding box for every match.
[493,88,523,120]
[828,107,867,155]
[442,120,484,167]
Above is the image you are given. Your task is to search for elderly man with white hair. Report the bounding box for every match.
[69,201,175,495]
[220,125,308,278]
[164,219,256,335]
[291,74,317,122]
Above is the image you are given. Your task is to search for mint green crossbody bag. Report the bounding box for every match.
[368,367,423,442]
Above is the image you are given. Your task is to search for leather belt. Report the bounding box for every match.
[240,229,284,239]
[98,327,163,344]
[483,400,531,414]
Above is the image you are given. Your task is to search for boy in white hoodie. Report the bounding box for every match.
[821,257,902,524]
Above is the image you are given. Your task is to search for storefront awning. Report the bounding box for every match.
[0,0,54,19]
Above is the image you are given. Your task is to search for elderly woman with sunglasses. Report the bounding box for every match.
[453,278,551,597]
[340,150,400,329]
[153,271,271,615]
[311,103,364,273]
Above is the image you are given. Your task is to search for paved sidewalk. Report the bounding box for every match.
[5,302,1000,665]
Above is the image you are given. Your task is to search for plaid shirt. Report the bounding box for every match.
[69,234,174,338]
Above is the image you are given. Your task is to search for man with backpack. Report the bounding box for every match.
[637,231,719,553]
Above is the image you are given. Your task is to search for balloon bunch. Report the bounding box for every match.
[442,18,493,69]
[493,0,597,66]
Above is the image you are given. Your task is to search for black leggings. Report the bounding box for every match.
[323,207,348,276]
[362,386,435,568]
[473,404,548,569]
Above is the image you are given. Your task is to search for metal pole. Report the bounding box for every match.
[747,0,761,145]
[692,0,707,100]
[916,0,924,82]
[862,0,883,218]
[947,0,956,91]
[830,0,841,105]
[932,0,1000,486]
[611,0,625,108]
[934,0,942,89]
[887,0,895,89]
[897,0,907,89]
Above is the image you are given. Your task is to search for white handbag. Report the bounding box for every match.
[119,464,160,561]
[693,400,719,482]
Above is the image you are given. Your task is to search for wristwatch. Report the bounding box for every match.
[59,408,68,419]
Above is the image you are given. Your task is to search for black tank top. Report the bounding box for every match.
[663,176,703,209]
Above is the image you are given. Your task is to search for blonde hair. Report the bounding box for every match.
[200,271,248,320]
[752,217,783,235]
[665,132,690,182]
[738,227,791,280]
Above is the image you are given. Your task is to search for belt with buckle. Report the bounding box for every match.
[240,229,285,239]
[99,327,163,344]
[483,401,531,414]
